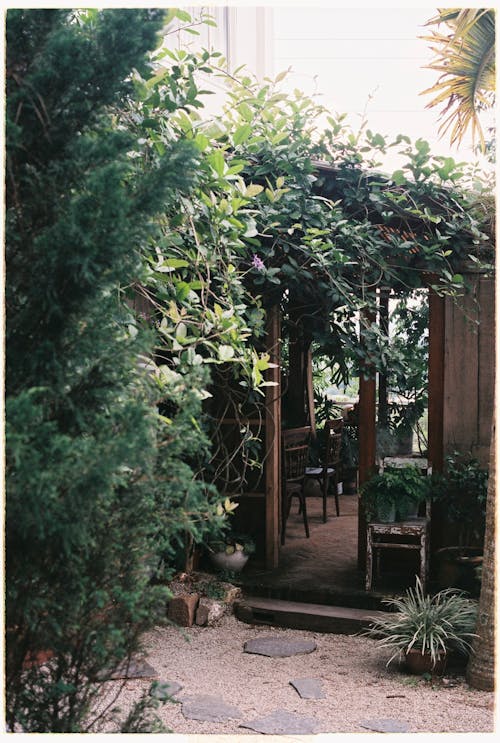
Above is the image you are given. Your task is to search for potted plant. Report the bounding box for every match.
[432,452,488,595]
[360,465,430,522]
[204,497,255,574]
[207,532,256,573]
[362,577,478,674]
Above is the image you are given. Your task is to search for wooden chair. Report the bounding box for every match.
[365,464,432,593]
[281,426,311,544]
[305,418,344,522]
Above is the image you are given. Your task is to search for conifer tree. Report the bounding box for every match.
[5,9,202,731]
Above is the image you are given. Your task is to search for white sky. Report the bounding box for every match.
[268,5,495,173]
[2,2,495,175]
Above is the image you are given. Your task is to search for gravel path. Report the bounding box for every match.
[96,614,495,735]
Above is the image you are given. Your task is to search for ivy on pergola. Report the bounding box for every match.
[125,36,493,489]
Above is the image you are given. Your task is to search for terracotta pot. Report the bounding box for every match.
[436,546,483,594]
[22,649,54,669]
[405,648,446,675]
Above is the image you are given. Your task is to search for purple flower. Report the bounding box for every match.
[252,254,265,271]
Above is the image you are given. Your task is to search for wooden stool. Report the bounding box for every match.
[365,514,430,593]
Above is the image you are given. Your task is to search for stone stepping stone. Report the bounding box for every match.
[360,718,410,733]
[149,680,183,700]
[240,709,322,734]
[243,635,317,657]
[181,694,242,722]
[290,677,325,699]
[101,658,158,680]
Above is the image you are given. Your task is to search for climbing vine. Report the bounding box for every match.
[121,9,493,496]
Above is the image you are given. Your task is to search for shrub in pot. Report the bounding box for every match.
[360,465,430,522]
[432,452,488,595]
[362,577,478,674]
[433,451,488,545]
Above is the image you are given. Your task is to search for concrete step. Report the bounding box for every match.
[234,596,391,635]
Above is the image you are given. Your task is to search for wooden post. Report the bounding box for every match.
[378,289,390,428]
[287,305,305,427]
[428,288,445,472]
[265,304,281,568]
[428,287,445,553]
[357,308,377,569]
[305,346,316,436]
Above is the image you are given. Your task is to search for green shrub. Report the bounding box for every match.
[4,9,205,732]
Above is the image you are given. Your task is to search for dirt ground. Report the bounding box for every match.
[94,613,496,737]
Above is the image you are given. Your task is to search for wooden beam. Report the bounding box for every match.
[265,304,281,569]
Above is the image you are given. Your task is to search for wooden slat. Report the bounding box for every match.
[232,492,265,499]
[219,418,263,425]
[372,543,421,550]
[443,288,479,455]
[234,596,390,634]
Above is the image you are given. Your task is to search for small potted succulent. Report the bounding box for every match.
[360,465,430,523]
[362,577,478,674]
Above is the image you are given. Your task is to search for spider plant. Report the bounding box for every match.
[362,577,478,668]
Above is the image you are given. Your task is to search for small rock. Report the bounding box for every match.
[243,635,317,657]
[195,597,226,626]
[149,680,183,700]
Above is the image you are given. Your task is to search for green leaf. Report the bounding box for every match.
[218,345,235,361]
[245,183,264,198]
[237,102,254,121]
[391,170,406,186]
[233,124,252,145]
[208,150,226,177]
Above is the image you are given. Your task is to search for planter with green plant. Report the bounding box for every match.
[360,465,431,523]
[432,452,488,595]
[204,497,256,574]
[207,533,256,573]
[362,576,478,674]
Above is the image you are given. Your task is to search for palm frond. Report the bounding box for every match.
[420,8,496,150]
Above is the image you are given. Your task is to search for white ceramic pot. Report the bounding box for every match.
[209,549,249,573]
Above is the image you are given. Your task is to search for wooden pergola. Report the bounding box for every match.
[220,163,494,574]
[253,274,493,573]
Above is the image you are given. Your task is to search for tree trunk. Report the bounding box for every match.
[466,414,495,690]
